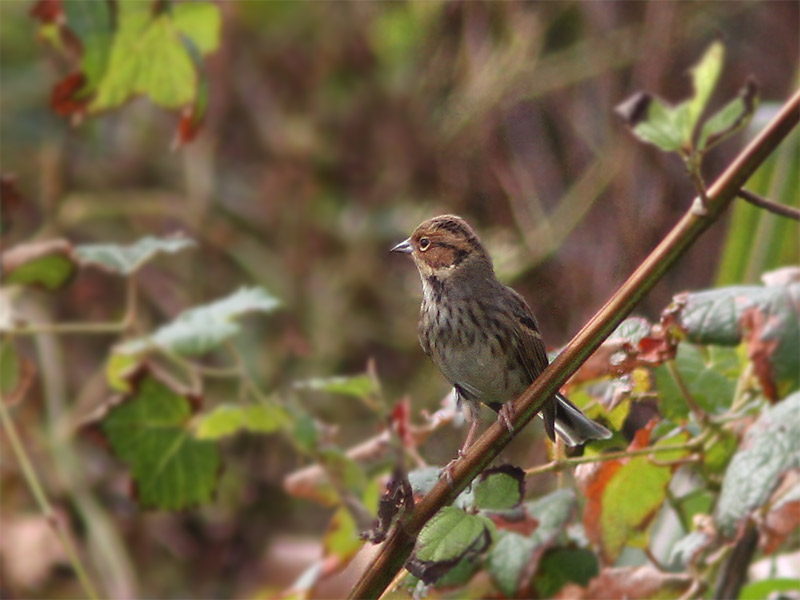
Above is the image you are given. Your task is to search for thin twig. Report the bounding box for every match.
[0,395,100,599]
[737,188,800,220]
[525,433,708,478]
[665,360,712,427]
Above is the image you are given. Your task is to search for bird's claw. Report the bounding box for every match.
[499,403,515,432]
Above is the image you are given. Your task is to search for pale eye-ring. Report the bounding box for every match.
[419,238,431,251]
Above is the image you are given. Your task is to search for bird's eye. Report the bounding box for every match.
[419,238,430,251]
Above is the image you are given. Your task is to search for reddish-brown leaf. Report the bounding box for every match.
[29,0,63,24]
[740,306,780,401]
[558,565,692,599]
[51,72,90,117]
[760,470,800,554]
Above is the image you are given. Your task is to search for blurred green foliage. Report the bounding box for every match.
[1,1,798,598]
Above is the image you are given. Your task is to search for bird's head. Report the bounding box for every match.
[391,215,492,278]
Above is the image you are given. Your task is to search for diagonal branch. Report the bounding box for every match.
[349,88,800,600]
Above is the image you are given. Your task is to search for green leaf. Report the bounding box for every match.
[89,1,221,112]
[677,283,800,399]
[683,41,725,142]
[105,352,139,392]
[323,507,363,564]
[96,367,220,510]
[526,488,578,541]
[408,506,493,584]
[294,374,376,398]
[473,465,525,512]
[486,489,576,597]
[3,240,77,290]
[487,532,537,596]
[318,448,368,499]
[0,340,20,395]
[171,2,221,54]
[714,392,800,538]
[117,287,280,356]
[408,466,442,497]
[610,316,652,345]
[63,0,114,94]
[698,79,758,151]
[532,548,599,598]
[598,451,683,562]
[194,402,289,440]
[654,344,741,419]
[632,96,686,153]
[740,578,800,600]
[668,530,712,569]
[75,235,196,275]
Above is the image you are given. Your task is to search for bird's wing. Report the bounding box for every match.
[506,287,556,441]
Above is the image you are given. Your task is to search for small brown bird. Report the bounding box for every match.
[392,215,611,454]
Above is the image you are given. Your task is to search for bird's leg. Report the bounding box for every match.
[499,401,515,433]
[440,390,481,485]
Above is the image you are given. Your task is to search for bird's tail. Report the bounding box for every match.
[553,393,612,447]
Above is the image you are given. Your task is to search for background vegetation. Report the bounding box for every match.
[1,1,798,599]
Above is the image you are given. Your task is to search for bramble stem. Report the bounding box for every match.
[349,89,800,600]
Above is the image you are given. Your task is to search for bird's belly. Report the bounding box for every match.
[435,341,527,406]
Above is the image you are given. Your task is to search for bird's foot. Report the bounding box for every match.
[499,402,515,433]
[438,450,466,488]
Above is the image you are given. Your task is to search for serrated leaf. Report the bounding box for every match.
[654,344,741,420]
[473,465,525,512]
[75,235,195,275]
[632,96,686,152]
[2,240,77,290]
[684,41,725,142]
[117,287,280,356]
[583,429,688,562]
[609,317,652,345]
[408,507,493,584]
[294,374,376,398]
[532,548,599,598]
[668,530,713,569]
[194,402,289,440]
[89,2,221,112]
[95,367,220,510]
[698,78,758,151]
[715,392,800,538]
[676,283,800,399]
[487,531,537,596]
[486,489,576,596]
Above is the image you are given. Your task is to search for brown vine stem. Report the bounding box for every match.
[523,431,710,478]
[349,88,800,600]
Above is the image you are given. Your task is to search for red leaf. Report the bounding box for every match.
[30,0,63,24]
[51,72,90,117]
[578,460,622,549]
[390,397,413,448]
[172,106,205,150]
[577,419,658,550]
[760,470,800,554]
[740,306,780,401]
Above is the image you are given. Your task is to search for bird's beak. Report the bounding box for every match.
[390,238,413,254]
